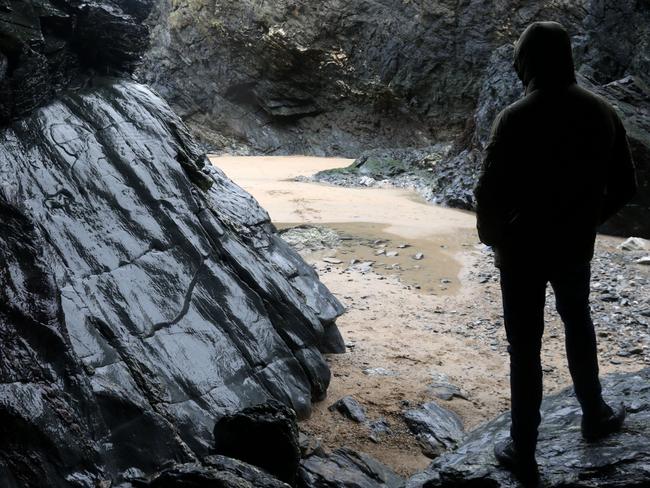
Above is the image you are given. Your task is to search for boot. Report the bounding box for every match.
[494,439,540,485]
[581,402,626,442]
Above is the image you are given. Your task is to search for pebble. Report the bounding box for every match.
[328,396,367,423]
[618,237,648,251]
[363,367,398,377]
[413,253,424,260]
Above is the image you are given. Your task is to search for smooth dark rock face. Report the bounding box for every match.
[403,402,465,458]
[299,448,405,488]
[213,401,301,484]
[407,369,650,488]
[0,78,344,486]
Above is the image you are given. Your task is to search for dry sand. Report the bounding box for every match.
[211,155,645,476]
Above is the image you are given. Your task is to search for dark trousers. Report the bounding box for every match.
[499,262,605,452]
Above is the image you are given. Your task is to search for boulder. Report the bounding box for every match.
[0,75,344,485]
[403,402,465,458]
[213,401,301,484]
[299,448,405,488]
[143,458,290,488]
[407,369,650,488]
[328,396,367,423]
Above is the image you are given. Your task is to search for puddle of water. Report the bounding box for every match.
[277,222,475,296]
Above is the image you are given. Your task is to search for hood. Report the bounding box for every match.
[514,21,576,90]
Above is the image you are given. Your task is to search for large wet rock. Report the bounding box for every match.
[143,457,291,488]
[407,369,650,488]
[299,448,405,488]
[0,76,344,486]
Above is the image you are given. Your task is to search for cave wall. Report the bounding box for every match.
[140,0,605,156]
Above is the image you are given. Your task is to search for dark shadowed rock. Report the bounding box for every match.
[0,0,152,122]
[328,396,367,423]
[588,76,650,238]
[407,369,650,488]
[213,401,301,484]
[403,402,465,458]
[299,432,325,459]
[299,448,405,488]
[203,455,292,488]
[144,459,290,488]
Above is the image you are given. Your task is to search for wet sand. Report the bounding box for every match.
[211,155,475,236]
[210,155,646,476]
[278,222,469,296]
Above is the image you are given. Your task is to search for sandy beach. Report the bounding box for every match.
[211,155,648,476]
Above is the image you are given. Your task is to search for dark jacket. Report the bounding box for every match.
[474,21,637,267]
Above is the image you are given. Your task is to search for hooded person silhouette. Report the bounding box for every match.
[474,21,637,480]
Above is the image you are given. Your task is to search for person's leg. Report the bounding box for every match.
[499,264,547,455]
[550,263,605,416]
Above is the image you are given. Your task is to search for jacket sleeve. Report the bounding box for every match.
[599,116,637,225]
[474,109,513,247]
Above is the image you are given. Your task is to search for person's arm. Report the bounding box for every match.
[599,117,637,225]
[474,109,513,246]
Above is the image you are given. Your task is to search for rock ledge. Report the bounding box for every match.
[408,369,650,488]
